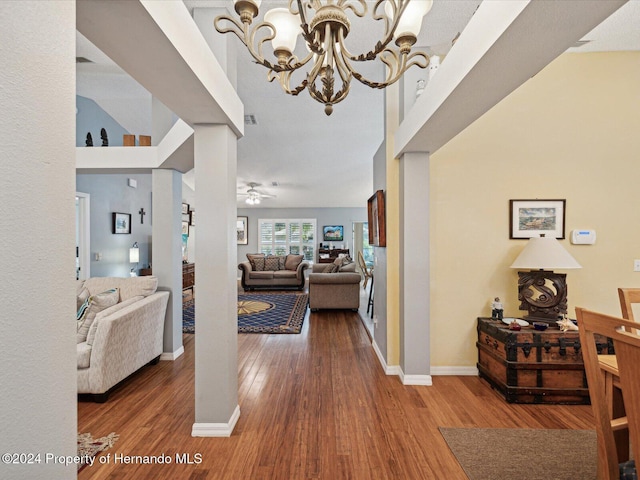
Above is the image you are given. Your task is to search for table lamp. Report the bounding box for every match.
[510,235,581,323]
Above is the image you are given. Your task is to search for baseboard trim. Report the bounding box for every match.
[160,345,184,361]
[400,373,433,386]
[192,405,241,437]
[430,366,479,376]
[372,339,401,375]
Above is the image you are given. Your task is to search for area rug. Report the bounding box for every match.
[439,427,596,480]
[77,432,119,472]
[238,292,308,333]
[182,293,309,334]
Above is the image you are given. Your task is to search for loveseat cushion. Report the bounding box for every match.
[323,263,340,273]
[273,270,297,279]
[82,276,158,301]
[249,271,274,280]
[77,288,119,343]
[77,342,92,369]
[285,254,304,271]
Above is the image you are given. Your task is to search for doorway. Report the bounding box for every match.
[76,192,91,280]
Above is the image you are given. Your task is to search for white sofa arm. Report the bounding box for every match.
[79,291,169,395]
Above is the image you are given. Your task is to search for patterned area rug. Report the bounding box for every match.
[77,432,118,472]
[182,292,309,334]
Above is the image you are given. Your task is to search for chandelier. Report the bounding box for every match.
[215,0,433,115]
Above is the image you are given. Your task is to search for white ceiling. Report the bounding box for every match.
[77,0,640,209]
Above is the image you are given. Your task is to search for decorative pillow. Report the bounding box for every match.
[323,263,339,273]
[339,262,357,273]
[285,254,304,271]
[246,253,265,271]
[278,256,286,270]
[264,255,281,271]
[76,288,119,344]
[77,287,90,311]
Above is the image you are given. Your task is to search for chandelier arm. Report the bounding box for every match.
[350,50,429,89]
[268,69,309,96]
[337,0,367,18]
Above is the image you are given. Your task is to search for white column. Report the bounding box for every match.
[399,151,432,385]
[0,2,77,479]
[152,169,184,359]
[192,124,239,436]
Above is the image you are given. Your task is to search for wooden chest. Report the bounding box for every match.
[476,317,613,404]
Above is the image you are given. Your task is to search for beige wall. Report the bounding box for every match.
[430,52,640,367]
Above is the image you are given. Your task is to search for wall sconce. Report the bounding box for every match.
[510,235,581,323]
[129,242,139,277]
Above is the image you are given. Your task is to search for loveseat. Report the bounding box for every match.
[76,276,169,402]
[308,259,361,311]
[239,253,309,291]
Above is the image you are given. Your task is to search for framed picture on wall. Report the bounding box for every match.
[112,212,131,234]
[189,210,195,226]
[367,190,386,247]
[181,203,190,215]
[509,199,566,239]
[237,216,248,245]
[322,225,344,241]
[182,220,190,236]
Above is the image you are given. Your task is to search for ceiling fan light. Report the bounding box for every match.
[385,0,433,39]
[254,197,261,205]
[264,8,300,54]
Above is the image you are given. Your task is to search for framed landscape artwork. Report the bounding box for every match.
[509,199,566,239]
[112,212,131,234]
[237,216,248,245]
[323,225,344,242]
[367,190,386,247]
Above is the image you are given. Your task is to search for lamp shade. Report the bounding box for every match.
[385,0,433,38]
[129,247,140,264]
[510,236,581,270]
[264,8,300,53]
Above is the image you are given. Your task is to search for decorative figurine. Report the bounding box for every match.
[491,297,504,320]
[85,132,93,147]
[100,128,108,146]
[557,315,579,332]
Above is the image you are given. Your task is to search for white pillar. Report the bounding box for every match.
[0,2,77,479]
[399,151,432,385]
[192,124,239,436]
[152,169,184,359]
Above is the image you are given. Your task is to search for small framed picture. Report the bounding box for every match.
[189,210,195,226]
[181,203,190,215]
[367,190,386,247]
[112,212,131,234]
[237,216,248,245]
[509,199,566,239]
[182,220,190,236]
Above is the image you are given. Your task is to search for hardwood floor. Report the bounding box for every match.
[78,306,596,479]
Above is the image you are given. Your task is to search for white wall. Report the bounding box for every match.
[0,3,77,479]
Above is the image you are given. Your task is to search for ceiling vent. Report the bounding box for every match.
[244,114,257,125]
[76,57,94,63]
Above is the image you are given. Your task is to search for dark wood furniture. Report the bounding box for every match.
[476,317,613,404]
[318,248,349,263]
[139,263,195,292]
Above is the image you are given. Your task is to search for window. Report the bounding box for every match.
[259,219,316,261]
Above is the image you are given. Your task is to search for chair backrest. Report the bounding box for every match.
[576,307,640,479]
[618,288,640,322]
[357,251,370,276]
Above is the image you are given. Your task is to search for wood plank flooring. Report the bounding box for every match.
[78,306,596,479]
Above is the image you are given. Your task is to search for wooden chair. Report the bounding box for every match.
[357,251,373,290]
[575,308,637,480]
[618,288,640,326]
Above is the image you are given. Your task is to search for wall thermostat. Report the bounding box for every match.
[571,229,596,245]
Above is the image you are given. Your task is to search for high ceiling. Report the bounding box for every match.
[77,0,640,208]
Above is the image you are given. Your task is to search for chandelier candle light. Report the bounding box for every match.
[215,0,433,115]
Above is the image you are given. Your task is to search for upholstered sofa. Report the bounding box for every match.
[76,276,169,402]
[308,260,361,311]
[239,253,309,291]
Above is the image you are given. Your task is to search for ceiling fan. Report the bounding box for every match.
[237,182,275,205]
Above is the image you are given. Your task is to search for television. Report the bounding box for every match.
[323,225,344,242]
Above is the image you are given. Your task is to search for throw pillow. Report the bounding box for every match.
[278,256,286,270]
[246,253,265,271]
[77,287,90,311]
[285,254,304,271]
[264,255,281,271]
[323,263,339,273]
[77,288,120,344]
[339,262,357,273]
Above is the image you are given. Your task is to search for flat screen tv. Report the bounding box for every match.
[323,225,344,242]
